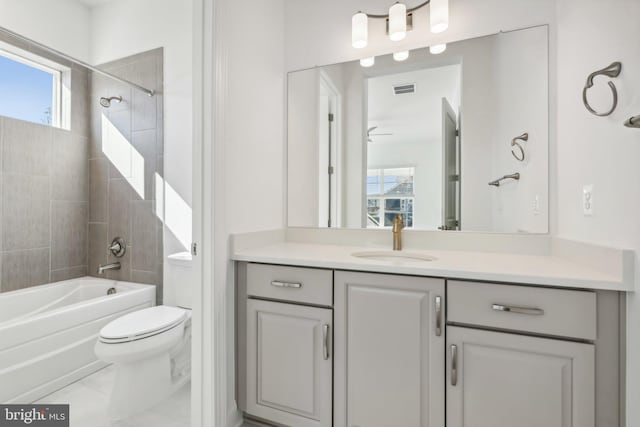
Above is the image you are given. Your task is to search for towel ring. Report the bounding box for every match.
[510,132,528,162]
[582,62,622,117]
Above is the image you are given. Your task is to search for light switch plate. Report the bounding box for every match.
[583,185,594,216]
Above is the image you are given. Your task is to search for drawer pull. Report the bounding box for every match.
[270,281,302,289]
[451,344,458,386]
[322,324,330,360]
[435,296,442,337]
[492,304,544,316]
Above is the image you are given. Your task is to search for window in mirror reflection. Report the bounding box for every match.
[367,167,414,228]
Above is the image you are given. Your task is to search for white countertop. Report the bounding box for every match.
[232,241,634,291]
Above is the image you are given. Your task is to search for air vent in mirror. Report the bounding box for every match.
[393,83,416,95]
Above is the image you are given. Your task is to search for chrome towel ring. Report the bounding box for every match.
[624,115,640,128]
[582,62,622,117]
[511,132,529,162]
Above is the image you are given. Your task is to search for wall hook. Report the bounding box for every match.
[582,62,622,117]
[510,132,528,162]
[624,115,640,128]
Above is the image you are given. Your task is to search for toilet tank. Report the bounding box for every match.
[167,252,193,309]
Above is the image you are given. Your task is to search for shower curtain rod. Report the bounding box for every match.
[0,26,155,97]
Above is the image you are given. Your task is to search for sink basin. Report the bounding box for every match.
[351,250,436,263]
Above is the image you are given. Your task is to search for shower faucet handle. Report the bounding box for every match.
[108,237,126,258]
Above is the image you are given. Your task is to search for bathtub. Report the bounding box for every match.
[0,277,155,403]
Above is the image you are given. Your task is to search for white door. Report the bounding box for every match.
[334,271,445,427]
[447,326,595,427]
[441,97,459,230]
[246,299,332,427]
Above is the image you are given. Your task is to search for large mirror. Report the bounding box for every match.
[288,25,548,233]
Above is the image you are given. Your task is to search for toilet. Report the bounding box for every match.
[95,252,193,420]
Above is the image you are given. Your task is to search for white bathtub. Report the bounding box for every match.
[0,277,155,403]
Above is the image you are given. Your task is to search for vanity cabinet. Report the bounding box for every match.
[333,271,445,427]
[242,263,333,427]
[446,326,594,427]
[446,280,597,427]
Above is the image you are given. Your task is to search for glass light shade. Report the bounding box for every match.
[360,57,375,67]
[352,12,368,48]
[430,44,447,54]
[393,50,409,61]
[389,3,407,41]
[430,0,449,33]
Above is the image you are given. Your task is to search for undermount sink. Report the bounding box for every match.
[351,250,436,263]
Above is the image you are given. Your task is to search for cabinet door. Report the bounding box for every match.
[246,299,332,427]
[334,271,445,427]
[447,326,595,427]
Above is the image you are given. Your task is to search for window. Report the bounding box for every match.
[0,44,65,127]
[367,167,415,228]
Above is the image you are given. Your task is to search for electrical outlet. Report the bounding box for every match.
[583,185,594,216]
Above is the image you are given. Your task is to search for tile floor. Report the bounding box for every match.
[36,365,190,427]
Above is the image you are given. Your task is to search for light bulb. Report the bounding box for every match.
[352,12,368,48]
[430,44,447,54]
[430,0,449,33]
[389,3,407,42]
[393,51,409,61]
[360,57,375,67]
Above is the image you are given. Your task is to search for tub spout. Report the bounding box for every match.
[97,262,121,275]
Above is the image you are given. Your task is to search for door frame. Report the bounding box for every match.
[192,0,229,426]
[318,70,342,228]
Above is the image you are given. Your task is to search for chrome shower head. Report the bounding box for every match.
[99,96,122,108]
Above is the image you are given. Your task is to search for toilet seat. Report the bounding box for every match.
[99,306,187,344]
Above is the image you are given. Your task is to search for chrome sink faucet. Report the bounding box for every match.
[392,214,404,251]
[97,262,121,275]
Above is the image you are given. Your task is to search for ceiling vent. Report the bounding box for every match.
[393,83,416,95]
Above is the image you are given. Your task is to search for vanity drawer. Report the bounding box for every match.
[447,280,597,340]
[246,263,333,306]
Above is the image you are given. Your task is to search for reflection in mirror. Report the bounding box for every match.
[288,25,548,233]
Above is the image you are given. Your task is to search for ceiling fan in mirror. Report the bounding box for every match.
[367,126,394,142]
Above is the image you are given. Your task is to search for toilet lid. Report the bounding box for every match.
[100,306,187,343]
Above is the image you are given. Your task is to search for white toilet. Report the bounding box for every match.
[95,252,193,420]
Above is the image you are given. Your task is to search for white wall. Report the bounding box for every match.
[555,1,640,424]
[214,0,286,422]
[88,0,194,286]
[0,0,91,61]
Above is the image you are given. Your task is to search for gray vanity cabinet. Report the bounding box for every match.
[246,299,333,427]
[446,326,595,427]
[333,271,445,427]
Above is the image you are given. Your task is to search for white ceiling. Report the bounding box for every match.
[77,0,114,8]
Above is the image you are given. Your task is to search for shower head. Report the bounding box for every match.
[99,96,122,108]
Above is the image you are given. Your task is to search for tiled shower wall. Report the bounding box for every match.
[0,42,164,303]
[88,49,164,303]
[0,37,90,292]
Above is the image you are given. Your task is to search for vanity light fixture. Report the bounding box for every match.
[430,0,449,33]
[430,43,447,54]
[360,57,376,67]
[351,0,449,47]
[393,50,410,61]
[389,3,408,41]
[352,12,368,48]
